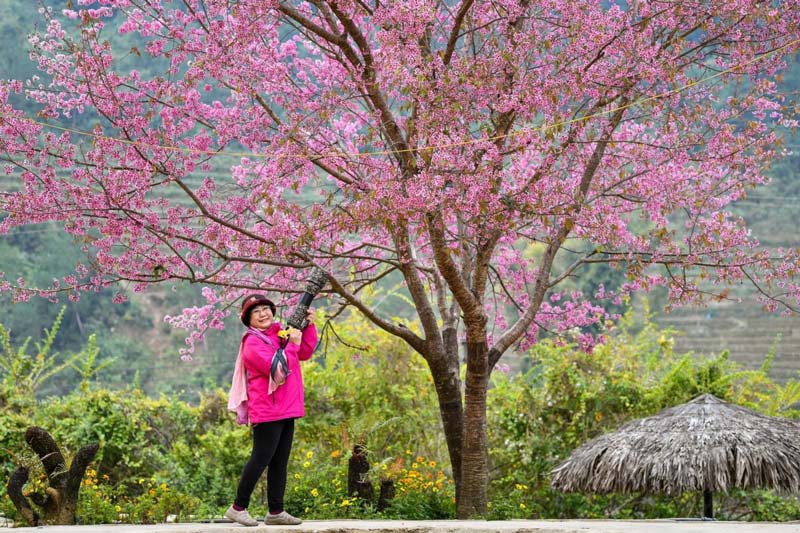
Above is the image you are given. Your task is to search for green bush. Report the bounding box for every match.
[487,307,800,520]
[301,309,443,463]
[3,306,800,524]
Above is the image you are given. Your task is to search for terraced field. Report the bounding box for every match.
[656,303,800,382]
[653,148,800,382]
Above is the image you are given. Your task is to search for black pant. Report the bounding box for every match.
[234,418,295,512]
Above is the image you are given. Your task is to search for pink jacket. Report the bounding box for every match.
[228,322,317,424]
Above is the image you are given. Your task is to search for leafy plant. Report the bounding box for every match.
[2,308,800,523]
[487,307,800,520]
[0,307,76,406]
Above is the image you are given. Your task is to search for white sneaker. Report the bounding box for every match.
[225,505,259,527]
[265,510,302,525]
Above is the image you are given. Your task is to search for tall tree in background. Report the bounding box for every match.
[1,1,799,516]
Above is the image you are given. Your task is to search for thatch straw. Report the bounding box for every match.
[551,394,800,495]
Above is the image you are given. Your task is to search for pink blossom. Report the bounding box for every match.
[0,0,796,374]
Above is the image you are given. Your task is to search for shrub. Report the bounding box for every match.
[487,307,800,520]
[3,306,800,523]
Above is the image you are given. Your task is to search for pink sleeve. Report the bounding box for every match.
[242,335,274,377]
[285,323,318,361]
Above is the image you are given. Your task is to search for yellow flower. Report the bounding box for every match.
[416,456,424,463]
[294,473,301,479]
[428,460,436,468]
[412,462,419,470]
[520,503,527,510]
[306,451,314,459]
[331,450,341,458]
[115,505,122,512]
[303,461,311,468]
[160,483,168,490]
[515,483,528,491]
[311,488,319,497]
[405,449,412,455]
[340,498,352,507]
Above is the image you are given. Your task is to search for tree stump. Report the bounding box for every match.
[5,426,99,526]
[347,444,374,502]
[377,478,396,511]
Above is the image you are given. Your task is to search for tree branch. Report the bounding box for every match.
[443,0,475,66]
[490,97,628,366]
[393,222,442,349]
[325,269,426,352]
[427,211,480,319]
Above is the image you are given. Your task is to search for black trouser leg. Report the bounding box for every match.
[234,419,294,510]
[267,418,294,513]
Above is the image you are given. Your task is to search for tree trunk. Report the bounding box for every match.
[457,338,489,518]
[6,427,99,526]
[428,326,464,500]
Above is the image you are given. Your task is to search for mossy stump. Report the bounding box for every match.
[5,426,99,526]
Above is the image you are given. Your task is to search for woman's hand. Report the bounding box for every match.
[285,309,314,345]
[287,327,302,345]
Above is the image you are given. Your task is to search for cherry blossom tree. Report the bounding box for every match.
[1,0,799,516]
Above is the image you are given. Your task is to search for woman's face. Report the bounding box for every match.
[249,304,274,330]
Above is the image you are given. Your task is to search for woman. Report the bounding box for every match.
[226,293,318,526]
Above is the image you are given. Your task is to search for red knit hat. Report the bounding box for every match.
[240,294,276,326]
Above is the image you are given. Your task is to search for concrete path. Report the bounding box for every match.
[7,520,800,533]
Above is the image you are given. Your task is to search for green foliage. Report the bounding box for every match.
[302,308,442,463]
[0,306,76,408]
[162,406,251,512]
[281,308,454,519]
[382,453,456,519]
[487,306,800,520]
[282,448,360,519]
[2,307,800,524]
[0,224,243,398]
[76,468,201,524]
[71,334,115,392]
[281,447,456,520]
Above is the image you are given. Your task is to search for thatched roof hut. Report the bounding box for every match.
[550,394,800,517]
